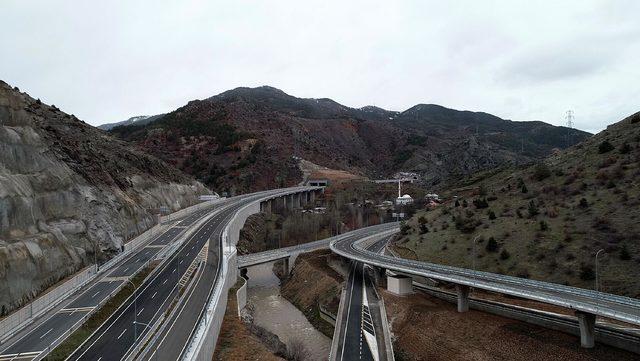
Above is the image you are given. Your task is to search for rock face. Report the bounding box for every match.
[109,86,591,193]
[0,81,208,314]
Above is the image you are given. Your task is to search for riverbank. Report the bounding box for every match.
[213,279,286,361]
[279,250,344,338]
[247,262,332,361]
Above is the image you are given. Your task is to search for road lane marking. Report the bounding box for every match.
[117,328,127,340]
[138,307,144,316]
[40,327,53,339]
[91,291,100,298]
[151,292,157,299]
[163,279,168,285]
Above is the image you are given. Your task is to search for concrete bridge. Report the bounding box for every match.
[331,227,640,350]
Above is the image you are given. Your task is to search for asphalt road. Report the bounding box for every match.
[67,190,299,360]
[334,231,394,361]
[0,219,200,360]
[67,202,241,361]
[331,226,640,328]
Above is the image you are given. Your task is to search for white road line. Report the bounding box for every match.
[91,291,100,298]
[151,292,157,299]
[179,259,183,265]
[137,307,144,316]
[173,268,176,273]
[163,279,168,285]
[117,328,127,340]
[39,327,53,339]
[97,356,103,361]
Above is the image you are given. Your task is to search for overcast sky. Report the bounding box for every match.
[2,1,639,133]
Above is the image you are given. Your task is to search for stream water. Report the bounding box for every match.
[247,262,331,361]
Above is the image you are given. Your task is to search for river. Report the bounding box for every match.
[246,262,331,361]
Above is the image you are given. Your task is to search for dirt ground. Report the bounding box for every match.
[280,250,345,337]
[213,282,284,361]
[382,289,638,361]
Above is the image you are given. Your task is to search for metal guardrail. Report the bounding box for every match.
[330,227,640,326]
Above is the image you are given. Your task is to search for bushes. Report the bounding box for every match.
[527,200,539,218]
[532,162,551,181]
[579,264,596,281]
[485,237,499,252]
[579,198,589,209]
[539,220,549,231]
[598,140,614,154]
[620,244,632,260]
[473,198,489,209]
[454,215,480,233]
[620,142,632,154]
[500,249,510,260]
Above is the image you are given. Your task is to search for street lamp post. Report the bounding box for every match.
[595,249,605,292]
[126,279,138,341]
[472,235,481,277]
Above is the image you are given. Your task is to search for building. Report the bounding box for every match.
[395,179,413,205]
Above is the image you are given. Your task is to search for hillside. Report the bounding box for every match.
[108,86,589,194]
[0,81,208,314]
[98,114,165,131]
[392,112,640,298]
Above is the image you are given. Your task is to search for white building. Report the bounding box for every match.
[395,180,413,205]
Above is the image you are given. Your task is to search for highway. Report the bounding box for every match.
[67,192,273,361]
[331,227,640,328]
[65,187,318,360]
[333,235,394,361]
[0,212,194,361]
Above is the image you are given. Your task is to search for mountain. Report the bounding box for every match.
[0,81,208,314]
[392,111,640,297]
[109,86,590,194]
[98,114,165,130]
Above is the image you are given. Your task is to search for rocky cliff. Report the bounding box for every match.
[0,81,208,315]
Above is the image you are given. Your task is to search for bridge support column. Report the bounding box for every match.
[387,274,412,295]
[283,257,291,276]
[456,285,470,312]
[373,266,387,287]
[575,311,596,348]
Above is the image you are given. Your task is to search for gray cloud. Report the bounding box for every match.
[0,0,638,133]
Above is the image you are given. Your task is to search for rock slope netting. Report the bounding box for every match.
[109,86,590,194]
[0,81,208,315]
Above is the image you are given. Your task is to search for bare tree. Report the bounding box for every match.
[286,338,311,361]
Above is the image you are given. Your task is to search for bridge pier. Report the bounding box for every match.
[575,311,596,348]
[387,274,412,295]
[456,284,470,312]
[283,256,291,276]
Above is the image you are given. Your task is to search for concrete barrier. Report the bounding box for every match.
[236,278,247,317]
[184,187,319,360]
[0,197,222,344]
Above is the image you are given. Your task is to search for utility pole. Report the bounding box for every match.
[565,110,574,147]
[595,248,605,292]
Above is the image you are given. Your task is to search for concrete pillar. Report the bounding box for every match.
[456,284,470,312]
[310,191,316,203]
[387,274,412,295]
[283,257,290,276]
[575,311,596,348]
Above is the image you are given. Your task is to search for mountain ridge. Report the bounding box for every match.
[108,86,591,194]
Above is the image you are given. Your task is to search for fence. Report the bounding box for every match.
[0,196,223,344]
[0,266,95,342]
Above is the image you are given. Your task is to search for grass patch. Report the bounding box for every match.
[44,265,155,361]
